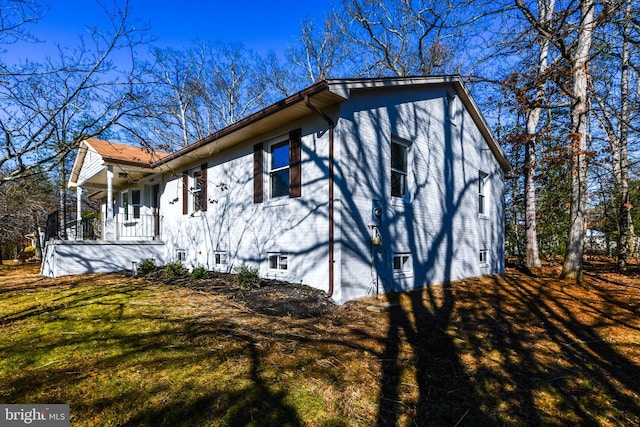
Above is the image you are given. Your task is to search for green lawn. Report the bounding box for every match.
[1,261,639,426]
[0,266,373,426]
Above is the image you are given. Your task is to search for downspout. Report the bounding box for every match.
[304,95,335,298]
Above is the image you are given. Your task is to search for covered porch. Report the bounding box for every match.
[66,138,168,242]
[41,139,169,278]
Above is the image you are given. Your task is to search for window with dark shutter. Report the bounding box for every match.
[192,169,202,212]
[182,171,188,215]
[270,141,289,198]
[289,128,301,198]
[253,143,263,204]
[200,163,208,212]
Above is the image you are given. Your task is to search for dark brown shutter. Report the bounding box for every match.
[253,143,263,204]
[289,128,302,198]
[200,163,208,212]
[182,171,188,215]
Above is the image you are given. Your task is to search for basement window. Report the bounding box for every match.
[479,249,488,266]
[393,252,412,278]
[268,252,288,271]
[214,251,227,269]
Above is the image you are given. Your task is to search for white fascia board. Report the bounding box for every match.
[67,141,91,188]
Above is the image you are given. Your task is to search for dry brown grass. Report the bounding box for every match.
[1,258,639,426]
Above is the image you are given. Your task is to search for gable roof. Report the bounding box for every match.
[68,138,169,190]
[85,138,169,165]
[69,76,511,190]
[150,76,511,175]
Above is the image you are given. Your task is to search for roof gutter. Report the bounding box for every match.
[153,80,331,168]
[304,94,335,299]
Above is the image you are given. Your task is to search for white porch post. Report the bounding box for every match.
[105,166,116,240]
[76,186,83,240]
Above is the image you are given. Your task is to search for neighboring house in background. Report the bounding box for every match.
[42,76,512,304]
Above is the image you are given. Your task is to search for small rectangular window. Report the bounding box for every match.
[270,141,290,198]
[214,251,227,267]
[479,249,488,265]
[393,253,412,277]
[268,252,288,271]
[479,171,488,215]
[176,249,187,263]
[391,140,408,198]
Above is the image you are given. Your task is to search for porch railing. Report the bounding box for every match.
[46,211,100,241]
[68,218,100,240]
[45,210,158,241]
[114,213,157,240]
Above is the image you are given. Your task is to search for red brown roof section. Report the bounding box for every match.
[85,138,169,166]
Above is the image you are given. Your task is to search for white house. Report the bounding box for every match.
[42,76,512,304]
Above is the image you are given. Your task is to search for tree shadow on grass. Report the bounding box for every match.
[2,316,306,427]
[452,270,640,425]
[500,273,640,422]
[375,287,490,426]
[373,261,640,426]
[121,335,303,427]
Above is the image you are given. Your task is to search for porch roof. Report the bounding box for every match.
[68,138,169,191]
[86,138,169,165]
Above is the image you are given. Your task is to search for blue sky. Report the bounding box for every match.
[5,0,336,61]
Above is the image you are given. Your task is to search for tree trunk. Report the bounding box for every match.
[33,213,42,262]
[617,0,633,271]
[524,128,542,268]
[561,0,595,280]
[60,161,68,240]
[524,0,556,269]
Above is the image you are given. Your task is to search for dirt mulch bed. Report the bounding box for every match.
[135,270,335,319]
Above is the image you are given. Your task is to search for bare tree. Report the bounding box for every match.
[0,0,149,185]
[514,0,622,279]
[339,0,480,77]
[559,0,597,280]
[0,0,47,46]
[130,41,267,151]
[287,13,349,83]
[0,177,56,263]
[523,0,557,269]
[591,0,639,270]
[255,50,297,99]
[198,41,267,130]
[132,46,207,149]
